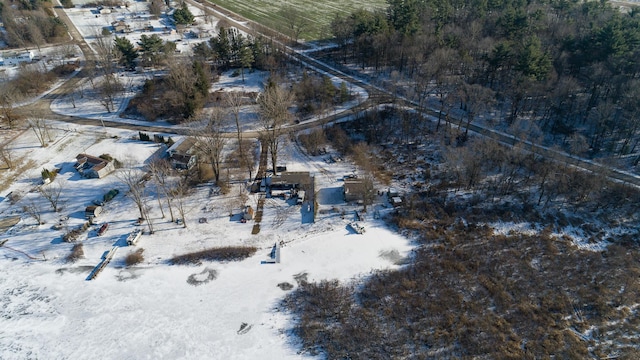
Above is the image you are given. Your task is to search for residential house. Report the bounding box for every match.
[75,154,115,178]
[269,171,313,191]
[111,20,131,33]
[1,51,34,66]
[166,138,197,170]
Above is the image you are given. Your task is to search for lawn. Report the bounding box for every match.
[208,0,388,40]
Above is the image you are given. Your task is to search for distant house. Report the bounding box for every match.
[85,205,103,219]
[344,178,366,202]
[111,20,130,33]
[269,171,313,191]
[1,51,34,66]
[74,154,115,178]
[166,138,197,170]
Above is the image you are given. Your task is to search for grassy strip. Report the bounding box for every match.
[171,246,257,264]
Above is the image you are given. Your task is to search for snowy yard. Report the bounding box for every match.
[0,124,413,359]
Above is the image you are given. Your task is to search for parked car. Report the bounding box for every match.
[97,223,109,236]
[103,189,119,203]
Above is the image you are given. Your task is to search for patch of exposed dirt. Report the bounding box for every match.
[186,267,217,286]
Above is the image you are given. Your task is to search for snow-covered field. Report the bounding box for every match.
[0,125,413,359]
[0,4,414,358]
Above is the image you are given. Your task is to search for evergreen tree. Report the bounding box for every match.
[173,2,194,25]
[239,44,254,82]
[114,36,138,70]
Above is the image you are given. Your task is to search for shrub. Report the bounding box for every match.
[66,243,84,262]
[170,246,257,265]
[41,168,58,182]
[51,64,78,76]
[139,132,151,141]
[99,154,114,161]
[125,248,145,266]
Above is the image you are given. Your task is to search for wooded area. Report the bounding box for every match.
[326,0,640,163]
[0,0,68,49]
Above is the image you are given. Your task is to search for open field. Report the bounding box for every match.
[208,0,387,40]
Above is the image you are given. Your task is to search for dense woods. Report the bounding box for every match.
[327,0,640,163]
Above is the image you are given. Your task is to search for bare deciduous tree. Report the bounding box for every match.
[28,111,53,147]
[361,173,377,213]
[258,80,293,174]
[0,90,21,129]
[118,163,154,233]
[93,33,122,112]
[190,108,228,183]
[279,5,309,44]
[460,83,495,138]
[169,178,192,228]
[148,158,175,221]
[39,180,65,212]
[0,145,15,169]
[23,199,43,225]
[225,91,252,179]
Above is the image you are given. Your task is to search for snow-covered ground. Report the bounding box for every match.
[0,124,413,359]
[0,5,407,358]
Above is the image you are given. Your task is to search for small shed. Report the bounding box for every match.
[85,205,103,219]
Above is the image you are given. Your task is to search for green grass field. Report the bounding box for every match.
[208,0,388,41]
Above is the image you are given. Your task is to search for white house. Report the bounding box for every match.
[166,138,197,170]
[75,153,115,178]
[1,51,34,66]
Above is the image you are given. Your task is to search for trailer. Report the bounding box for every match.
[126,229,142,246]
[87,246,118,280]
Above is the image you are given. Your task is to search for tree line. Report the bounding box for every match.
[329,0,640,160]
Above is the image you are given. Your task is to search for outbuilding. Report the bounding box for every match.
[85,205,103,219]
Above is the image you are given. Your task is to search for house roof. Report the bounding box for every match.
[344,178,366,194]
[271,171,313,187]
[76,153,110,171]
[167,137,197,155]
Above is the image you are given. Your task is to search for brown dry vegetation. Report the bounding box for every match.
[65,243,84,263]
[6,64,77,98]
[170,246,257,265]
[285,108,640,358]
[284,223,640,358]
[125,248,145,266]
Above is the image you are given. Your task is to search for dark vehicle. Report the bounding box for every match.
[103,189,119,202]
[98,223,109,236]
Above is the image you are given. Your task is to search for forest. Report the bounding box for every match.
[326,0,640,164]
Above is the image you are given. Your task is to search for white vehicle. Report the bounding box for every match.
[349,222,365,234]
[126,229,142,246]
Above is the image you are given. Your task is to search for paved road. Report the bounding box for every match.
[13,1,640,188]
